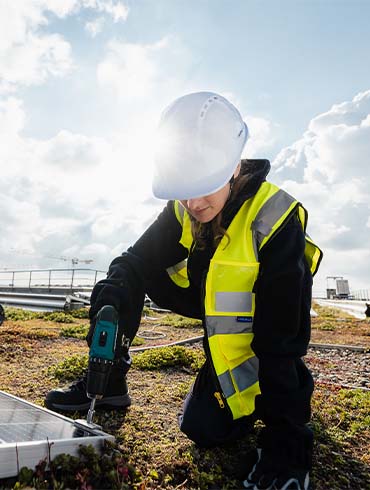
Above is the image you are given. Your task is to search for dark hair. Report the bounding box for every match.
[190,171,250,250]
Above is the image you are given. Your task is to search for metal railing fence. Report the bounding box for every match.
[0,268,107,291]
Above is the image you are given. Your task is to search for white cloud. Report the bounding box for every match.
[0,97,26,135]
[97,38,169,99]
[0,1,75,90]
[0,91,162,271]
[0,32,73,87]
[91,0,129,22]
[0,0,129,92]
[243,115,278,158]
[272,90,370,292]
[85,17,105,37]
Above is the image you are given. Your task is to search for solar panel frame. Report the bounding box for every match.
[0,390,114,479]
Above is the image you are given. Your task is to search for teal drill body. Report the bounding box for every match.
[86,305,119,424]
[89,318,117,360]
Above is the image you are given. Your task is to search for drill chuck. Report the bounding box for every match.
[87,358,113,399]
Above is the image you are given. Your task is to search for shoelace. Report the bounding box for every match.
[70,376,87,391]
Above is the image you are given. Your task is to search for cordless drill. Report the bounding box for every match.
[86,305,119,425]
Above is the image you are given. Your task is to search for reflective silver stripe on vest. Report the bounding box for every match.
[166,259,187,276]
[215,291,252,312]
[206,315,253,337]
[177,202,185,223]
[218,356,259,399]
[251,189,296,257]
[232,356,259,392]
[218,370,236,398]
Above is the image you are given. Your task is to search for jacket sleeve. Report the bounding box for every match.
[251,212,314,462]
[89,200,188,319]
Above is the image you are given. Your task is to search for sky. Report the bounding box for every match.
[0,0,369,297]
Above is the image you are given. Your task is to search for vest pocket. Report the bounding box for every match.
[206,260,259,315]
[217,333,255,363]
[209,333,260,419]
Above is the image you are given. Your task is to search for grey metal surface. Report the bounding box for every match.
[0,267,103,311]
[0,291,91,311]
[315,298,368,320]
[0,391,114,479]
[0,395,93,443]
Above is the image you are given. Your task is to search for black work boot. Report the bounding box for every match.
[44,358,131,412]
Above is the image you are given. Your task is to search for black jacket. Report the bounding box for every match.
[90,159,314,456]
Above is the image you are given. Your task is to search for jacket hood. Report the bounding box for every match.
[235,158,271,202]
[240,158,271,187]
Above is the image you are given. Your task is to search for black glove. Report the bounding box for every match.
[89,280,127,320]
[243,425,312,490]
[89,255,143,321]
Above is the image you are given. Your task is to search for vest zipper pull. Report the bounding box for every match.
[214,391,225,408]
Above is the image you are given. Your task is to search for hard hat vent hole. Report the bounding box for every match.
[201,98,216,118]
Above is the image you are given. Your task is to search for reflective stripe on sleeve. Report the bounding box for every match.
[206,315,253,337]
[166,259,187,276]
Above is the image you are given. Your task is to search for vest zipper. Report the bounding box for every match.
[200,270,232,417]
[214,391,225,408]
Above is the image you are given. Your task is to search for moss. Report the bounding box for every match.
[3,307,40,321]
[142,306,157,316]
[0,323,58,340]
[22,327,59,340]
[131,336,145,346]
[68,308,89,319]
[313,389,370,436]
[311,387,370,489]
[312,302,354,321]
[133,346,205,371]
[316,322,337,331]
[159,313,202,328]
[47,354,88,381]
[43,311,75,323]
[60,323,89,339]
[2,307,369,490]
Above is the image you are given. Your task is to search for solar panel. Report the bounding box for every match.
[0,390,114,479]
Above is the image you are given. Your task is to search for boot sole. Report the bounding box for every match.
[46,393,131,412]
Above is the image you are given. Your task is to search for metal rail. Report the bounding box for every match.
[0,291,91,313]
[0,268,106,292]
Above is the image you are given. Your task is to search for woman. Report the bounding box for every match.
[46,92,322,490]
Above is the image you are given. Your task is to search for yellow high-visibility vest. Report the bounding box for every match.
[168,182,322,420]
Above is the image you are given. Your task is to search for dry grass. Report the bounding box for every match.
[0,305,369,489]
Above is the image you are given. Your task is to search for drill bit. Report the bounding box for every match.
[86,397,97,425]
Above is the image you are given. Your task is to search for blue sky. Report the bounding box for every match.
[1,0,370,296]
[23,1,370,148]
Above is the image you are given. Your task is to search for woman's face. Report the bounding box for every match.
[180,164,241,223]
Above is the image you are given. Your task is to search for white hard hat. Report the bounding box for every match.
[152,91,249,200]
